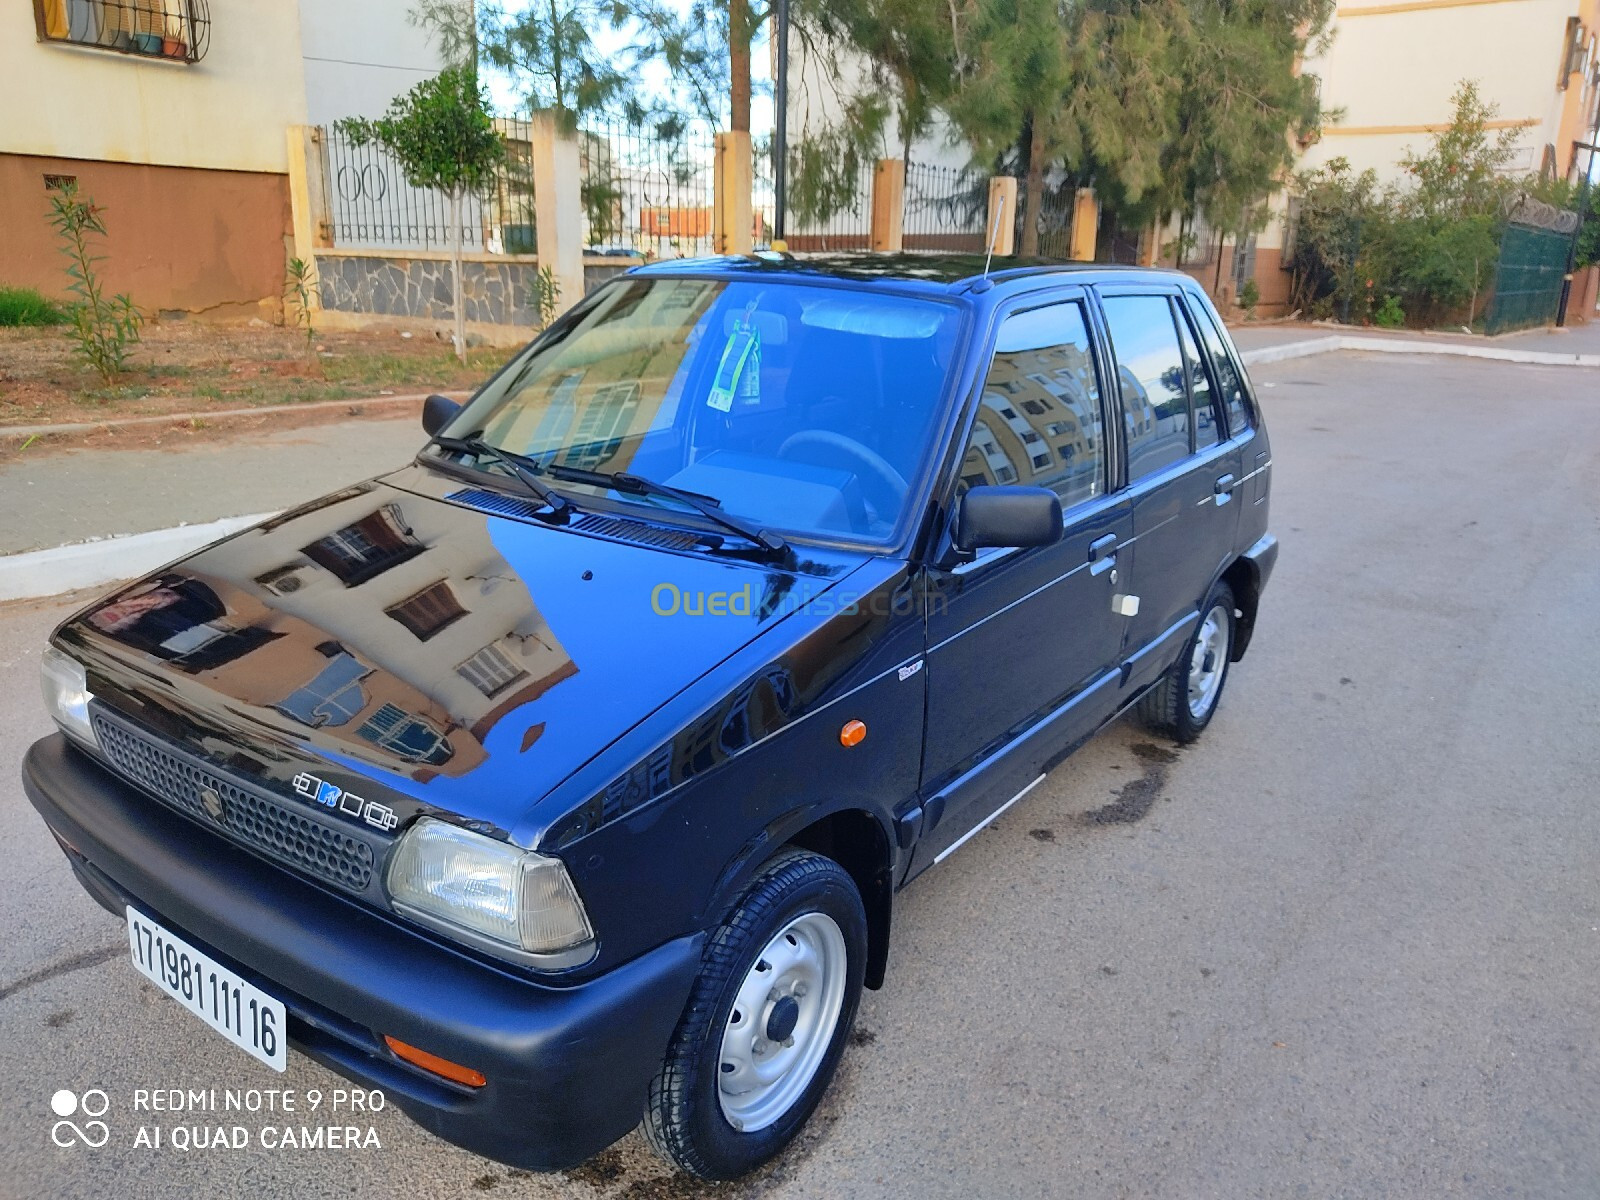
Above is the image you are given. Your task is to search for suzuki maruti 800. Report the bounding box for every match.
[25,254,1276,1179]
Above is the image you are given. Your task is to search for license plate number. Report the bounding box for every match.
[126,907,286,1072]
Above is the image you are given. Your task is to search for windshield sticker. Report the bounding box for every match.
[707,312,761,412]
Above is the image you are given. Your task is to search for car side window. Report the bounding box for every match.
[956,302,1106,509]
[1175,310,1220,451]
[1101,295,1190,481]
[1189,300,1252,436]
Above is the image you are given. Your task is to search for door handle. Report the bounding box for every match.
[1088,533,1118,574]
[1213,473,1236,505]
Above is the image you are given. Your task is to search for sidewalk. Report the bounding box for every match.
[1,415,426,556]
[1226,318,1600,357]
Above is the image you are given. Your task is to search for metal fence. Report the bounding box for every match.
[1033,187,1075,260]
[579,114,717,257]
[902,163,988,254]
[319,119,536,254]
[785,157,875,252]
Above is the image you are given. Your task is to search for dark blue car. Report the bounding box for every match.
[26,254,1276,1179]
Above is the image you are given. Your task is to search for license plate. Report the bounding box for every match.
[126,907,286,1072]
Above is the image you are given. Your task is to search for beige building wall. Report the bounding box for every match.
[1220,0,1600,313]
[1302,0,1584,181]
[3,0,310,173]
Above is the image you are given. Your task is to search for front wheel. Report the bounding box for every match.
[1137,581,1235,743]
[642,849,866,1180]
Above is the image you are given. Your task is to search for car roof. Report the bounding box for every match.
[627,253,1198,298]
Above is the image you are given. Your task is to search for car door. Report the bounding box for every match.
[1094,287,1240,693]
[912,294,1131,872]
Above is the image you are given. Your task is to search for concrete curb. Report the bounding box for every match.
[0,390,467,442]
[1240,335,1600,369]
[0,513,277,604]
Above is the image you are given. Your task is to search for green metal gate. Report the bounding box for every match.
[1484,219,1574,335]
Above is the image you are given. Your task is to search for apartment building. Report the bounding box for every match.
[1,0,441,317]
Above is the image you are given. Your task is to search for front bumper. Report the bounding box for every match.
[22,734,702,1171]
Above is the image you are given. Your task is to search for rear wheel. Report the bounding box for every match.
[642,849,866,1180]
[1137,581,1235,743]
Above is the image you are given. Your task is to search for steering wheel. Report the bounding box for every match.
[777,428,910,516]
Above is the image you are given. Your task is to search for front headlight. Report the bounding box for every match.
[41,646,97,748]
[386,818,595,967]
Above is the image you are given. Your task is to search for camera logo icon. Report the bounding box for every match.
[50,1089,110,1148]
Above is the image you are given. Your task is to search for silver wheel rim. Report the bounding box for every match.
[1187,603,1230,720]
[717,911,847,1133]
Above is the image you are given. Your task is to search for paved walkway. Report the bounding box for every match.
[1227,318,1600,356]
[0,416,426,556]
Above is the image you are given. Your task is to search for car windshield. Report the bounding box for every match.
[439,275,964,545]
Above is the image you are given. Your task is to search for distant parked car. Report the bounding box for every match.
[26,253,1275,1180]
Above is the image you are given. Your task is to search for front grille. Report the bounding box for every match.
[90,711,376,892]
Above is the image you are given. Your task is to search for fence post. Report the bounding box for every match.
[530,112,585,313]
[1136,220,1160,267]
[1069,188,1098,261]
[987,176,1018,257]
[285,126,328,309]
[714,132,754,255]
[871,159,905,253]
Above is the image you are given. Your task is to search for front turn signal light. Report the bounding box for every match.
[383,1036,487,1088]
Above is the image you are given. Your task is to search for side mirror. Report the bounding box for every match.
[421,393,461,438]
[954,485,1063,553]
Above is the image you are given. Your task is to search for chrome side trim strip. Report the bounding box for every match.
[933,774,1047,865]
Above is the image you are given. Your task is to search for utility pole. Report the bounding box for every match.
[773,0,789,241]
[730,0,751,134]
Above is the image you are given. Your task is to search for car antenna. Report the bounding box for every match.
[983,193,1007,279]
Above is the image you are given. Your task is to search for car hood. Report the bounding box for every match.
[58,471,870,838]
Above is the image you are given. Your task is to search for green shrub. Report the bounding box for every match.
[0,286,67,327]
[1288,80,1527,327]
[1374,294,1405,328]
[1238,278,1260,313]
[47,180,142,382]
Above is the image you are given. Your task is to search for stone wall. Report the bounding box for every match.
[318,254,543,326]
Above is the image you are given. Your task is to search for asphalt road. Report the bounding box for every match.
[1,351,1597,1200]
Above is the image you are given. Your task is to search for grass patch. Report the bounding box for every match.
[0,287,67,327]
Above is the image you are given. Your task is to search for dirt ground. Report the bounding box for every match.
[0,321,507,431]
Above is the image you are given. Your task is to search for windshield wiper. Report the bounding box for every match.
[429,434,573,516]
[542,464,787,555]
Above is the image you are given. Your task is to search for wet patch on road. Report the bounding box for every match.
[1080,742,1180,826]
[562,1147,627,1187]
[1028,828,1056,843]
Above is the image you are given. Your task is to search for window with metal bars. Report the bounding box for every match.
[456,643,529,698]
[33,0,210,62]
[385,582,467,641]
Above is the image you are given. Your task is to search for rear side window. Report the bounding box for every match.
[1188,300,1252,436]
[957,302,1106,509]
[1101,295,1189,481]
[1175,313,1220,451]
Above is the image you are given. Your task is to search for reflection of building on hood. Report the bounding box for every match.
[77,484,581,780]
[86,574,284,672]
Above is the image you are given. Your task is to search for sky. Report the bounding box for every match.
[477,0,776,134]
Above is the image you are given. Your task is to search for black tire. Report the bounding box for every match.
[1137,581,1236,744]
[642,849,867,1180]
